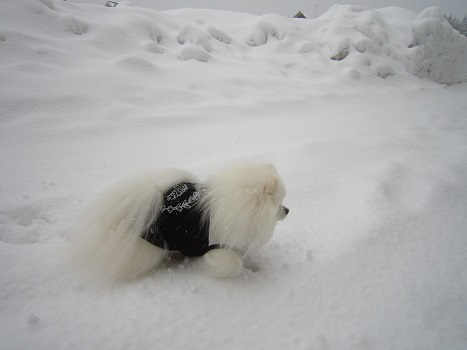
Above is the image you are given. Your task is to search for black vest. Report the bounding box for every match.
[142,183,213,257]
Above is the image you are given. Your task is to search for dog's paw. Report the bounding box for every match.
[199,249,244,278]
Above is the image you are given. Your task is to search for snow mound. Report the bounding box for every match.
[2,0,466,85]
[412,7,467,84]
[316,5,467,84]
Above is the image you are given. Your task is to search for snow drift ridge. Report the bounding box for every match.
[1,0,467,85]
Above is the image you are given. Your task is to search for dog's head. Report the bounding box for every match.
[205,163,288,252]
[258,166,289,221]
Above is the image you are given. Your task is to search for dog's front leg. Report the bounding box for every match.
[199,249,244,277]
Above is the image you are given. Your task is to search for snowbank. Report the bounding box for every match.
[1,0,466,85]
[1,1,467,350]
[412,7,467,84]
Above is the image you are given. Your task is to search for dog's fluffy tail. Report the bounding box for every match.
[70,169,195,283]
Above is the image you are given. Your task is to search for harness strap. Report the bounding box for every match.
[205,244,242,255]
[206,244,223,252]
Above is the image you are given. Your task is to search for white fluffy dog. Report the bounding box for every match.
[72,163,288,282]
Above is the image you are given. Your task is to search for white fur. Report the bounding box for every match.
[71,164,287,282]
[198,249,244,277]
[200,164,287,254]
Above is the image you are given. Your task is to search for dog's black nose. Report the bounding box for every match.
[283,206,289,216]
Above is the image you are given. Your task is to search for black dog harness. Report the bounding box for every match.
[142,183,220,257]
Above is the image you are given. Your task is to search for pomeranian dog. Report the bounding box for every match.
[72,163,288,282]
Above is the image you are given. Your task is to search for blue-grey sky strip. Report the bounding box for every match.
[130,0,465,17]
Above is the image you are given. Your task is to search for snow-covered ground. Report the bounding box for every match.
[1,0,467,349]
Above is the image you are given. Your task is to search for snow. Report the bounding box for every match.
[1,0,467,349]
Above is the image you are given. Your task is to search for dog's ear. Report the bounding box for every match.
[264,176,278,195]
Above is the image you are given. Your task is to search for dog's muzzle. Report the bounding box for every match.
[277,205,289,220]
